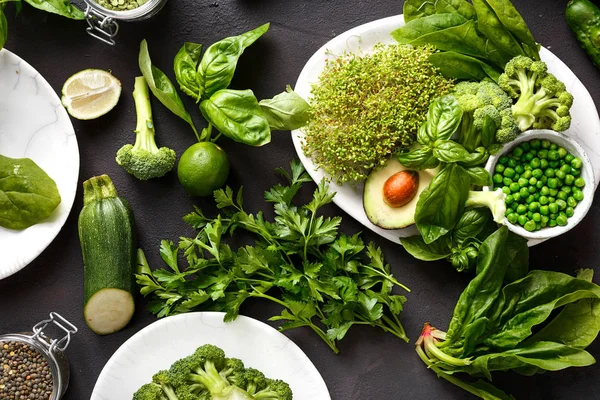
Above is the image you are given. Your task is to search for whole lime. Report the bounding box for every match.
[177,142,230,197]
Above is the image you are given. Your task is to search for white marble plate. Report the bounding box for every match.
[292,15,600,246]
[0,49,79,279]
[91,312,331,400]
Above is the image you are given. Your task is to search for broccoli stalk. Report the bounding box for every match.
[498,56,574,132]
[116,76,176,180]
[465,189,507,224]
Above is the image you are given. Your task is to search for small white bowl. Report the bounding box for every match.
[485,129,595,240]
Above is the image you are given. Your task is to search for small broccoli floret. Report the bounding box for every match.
[452,81,519,152]
[116,76,176,180]
[131,371,180,400]
[133,383,165,400]
[465,189,507,224]
[244,368,267,395]
[498,56,573,132]
[253,379,294,400]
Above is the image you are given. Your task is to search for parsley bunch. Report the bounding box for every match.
[136,160,410,353]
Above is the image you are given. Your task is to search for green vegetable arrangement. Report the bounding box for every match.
[395,0,540,82]
[0,0,84,49]
[0,154,61,230]
[136,24,310,187]
[136,160,410,353]
[301,43,454,184]
[134,344,292,400]
[416,226,600,400]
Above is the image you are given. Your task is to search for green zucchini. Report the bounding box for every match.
[566,0,600,68]
[78,175,136,335]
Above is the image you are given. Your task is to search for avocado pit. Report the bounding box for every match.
[382,170,419,208]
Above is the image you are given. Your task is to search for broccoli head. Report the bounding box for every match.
[253,379,293,400]
[116,76,176,180]
[452,81,519,151]
[132,370,180,400]
[498,56,573,132]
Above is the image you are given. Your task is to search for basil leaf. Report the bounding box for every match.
[23,0,84,19]
[427,95,463,141]
[415,163,470,244]
[400,235,451,261]
[258,85,311,130]
[465,166,492,186]
[452,209,491,245]
[139,40,199,139]
[428,51,501,82]
[458,147,490,167]
[200,89,271,146]
[197,23,269,99]
[403,0,475,22]
[397,147,440,170]
[416,122,430,146]
[472,0,526,59]
[0,155,61,230]
[0,7,6,49]
[174,42,203,100]
[432,140,472,163]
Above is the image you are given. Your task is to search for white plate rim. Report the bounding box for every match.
[0,48,79,279]
[91,312,331,400]
[291,14,600,247]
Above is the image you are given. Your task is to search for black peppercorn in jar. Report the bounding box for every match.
[0,313,77,400]
[83,0,168,45]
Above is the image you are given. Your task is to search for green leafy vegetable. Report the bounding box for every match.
[22,0,84,19]
[415,226,600,399]
[0,6,7,49]
[403,0,475,22]
[173,42,203,100]
[200,89,271,146]
[136,160,410,353]
[258,85,311,130]
[0,155,61,230]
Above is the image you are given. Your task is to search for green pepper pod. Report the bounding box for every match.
[566,0,600,68]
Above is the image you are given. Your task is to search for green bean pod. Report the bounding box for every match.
[566,0,600,68]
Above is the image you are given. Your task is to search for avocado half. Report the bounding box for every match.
[363,158,437,230]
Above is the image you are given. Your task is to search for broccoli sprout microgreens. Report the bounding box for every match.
[136,160,410,353]
[302,43,454,184]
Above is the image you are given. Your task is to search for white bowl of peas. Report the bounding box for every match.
[485,129,594,240]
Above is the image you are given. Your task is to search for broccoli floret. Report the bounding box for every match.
[132,370,180,400]
[465,189,507,224]
[498,56,574,132]
[452,81,519,151]
[244,368,267,395]
[116,76,176,180]
[253,379,293,400]
[132,383,165,400]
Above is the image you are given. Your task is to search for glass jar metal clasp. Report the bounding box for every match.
[84,4,120,46]
[31,312,78,354]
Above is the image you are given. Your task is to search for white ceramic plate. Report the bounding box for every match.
[91,312,331,400]
[291,15,600,246]
[0,49,79,279]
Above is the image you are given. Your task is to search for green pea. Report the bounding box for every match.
[515,165,524,175]
[523,170,533,179]
[539,195,549,205]
[547,177,558,188]
[571,157,583,169]
[527,211,534,219]
[528,177,537,186]
[557,147,567,158]
[518,215,528,226]
[557,191,568,200]
[541,215,550,224]
[556,199,567,210]
[549,188,559,196]
[540,186,550,196]
[522,142,531,151]
[575,177,586,188]
[556,214,568,226]
[524,153,534,162]
[524,164,532,171]
[549,161,560,168]
[513,192,521,202]
[516,204,527,215]
[532,212,541,222]
[541,175,548,184]
[540,159,549,169]
[559,164,571,174]
[527,185,536,194]
[548,150,559,160]
[507,213,518,224]
[567,197,577,208]
[565,174,575,185]
[526,195,536,204]
[502,186,511,195]
[499,156,509,165]
[507,158,517,168]
[539,205,549,215]
[530,158,540,168]
[512,147,524,158]
[550,143,558,150]
[550,213,558,220]
[531,168,543,178]
[555,170,566,180]
[528,202,539,212]
[541,139,551,149]
[505,194,514,205]
[503,167,515,178]
[524,220,537,232]
[572,167,581,176]
[549,219,558,227]
[573,190,584,201]
[509,182,520,193]
[565,207,574,218]
[537,149,548,159]
[519,187,529,198]
[493,174,503,184]
[549,203,559,214]
[535,181,544,189]
[545,169,555,178]
[503,177,512,186]
[530,139,541,149]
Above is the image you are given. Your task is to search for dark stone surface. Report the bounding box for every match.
[2,1,600,399]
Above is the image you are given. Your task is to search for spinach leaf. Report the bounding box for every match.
[0,155,61,230]
[452,208,490,245]
[483,0,540,60]
[397,147,440,170]
[503,232,529,283]
[465,166,492,186]
[426,95,463,141]
[392,13,468,41]
[200,89,271,146]
[23,0,84,19]
[403,0,475,22]
[0,7,6,49]
[258,85,311,130]
[139,40,200,140]
[428,51,501,82]
[471,0,525,59]
[197,23,269,99]
[174,42,203,100]
[400,234,451,261]
[414,163,470,244]
[480,114,497,149]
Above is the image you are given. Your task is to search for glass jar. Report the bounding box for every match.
[83,0,169,45]
[0,313,78,400]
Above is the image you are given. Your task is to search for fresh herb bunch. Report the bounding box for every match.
[302,43,454,184]
[136,160,410,353]
[416,226,600,399]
